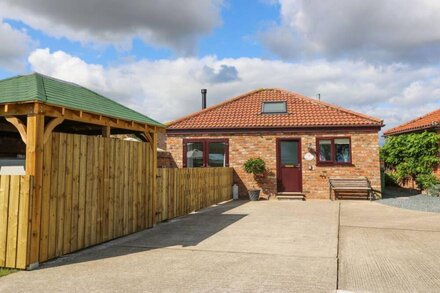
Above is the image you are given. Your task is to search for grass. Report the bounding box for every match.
[0,268,17,278]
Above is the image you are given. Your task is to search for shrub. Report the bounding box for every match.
[427,184,440,197]
[243,157,266,175]
[416,174,440,190]
[381,131,439,190]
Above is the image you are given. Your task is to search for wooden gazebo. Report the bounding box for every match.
[0,73,165,269]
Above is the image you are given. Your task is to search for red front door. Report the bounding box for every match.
[277,139,302,192]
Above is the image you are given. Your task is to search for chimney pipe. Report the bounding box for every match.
[201,89,207,109]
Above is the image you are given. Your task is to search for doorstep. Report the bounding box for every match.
[276,192,306,201]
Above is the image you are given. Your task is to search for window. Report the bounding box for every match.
[316,137,352,165]
[183,139,229,167]
[262,101,287,114]
[186,141,204,167]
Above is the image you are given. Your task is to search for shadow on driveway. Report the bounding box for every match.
[41,200,249,270]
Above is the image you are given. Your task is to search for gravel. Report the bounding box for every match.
[378,194,440,213]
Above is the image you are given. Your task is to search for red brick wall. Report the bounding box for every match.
[157,150,177,168]
[166,130,381,199]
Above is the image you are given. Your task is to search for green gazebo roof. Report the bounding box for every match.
[0,73,164,127]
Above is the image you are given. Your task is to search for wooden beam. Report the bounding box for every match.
[102,126,111,137]
[0,103,36,116]
[134,133,148,142]
[152,131,158,226]
[143,131,153,145]
[43,104,150,133]
[142,125,154,147]
[5,116,27,144]
[26,114,45,266]
[1,102,166,132]
[43,117,64,144]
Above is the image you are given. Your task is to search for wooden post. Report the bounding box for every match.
[102,126,111,137]
[152,130,158,226]
[26,113,45,267]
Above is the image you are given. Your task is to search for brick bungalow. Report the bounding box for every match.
[166,88,384,199]
[384,108,440,183]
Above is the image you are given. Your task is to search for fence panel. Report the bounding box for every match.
[1,138,233,269]
[0,175,32,269]
[38,133,154,263]
[156,167,233,222]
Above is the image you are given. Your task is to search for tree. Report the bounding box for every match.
[381,131,439,189]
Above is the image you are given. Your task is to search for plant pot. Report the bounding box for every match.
[254,173,265,179]
[248,189,260,201]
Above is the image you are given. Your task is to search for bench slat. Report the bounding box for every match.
[329,177,372,200]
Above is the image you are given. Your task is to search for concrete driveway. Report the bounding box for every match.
[1,200,440,292]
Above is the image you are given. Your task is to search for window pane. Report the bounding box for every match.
[186,142,204,167]
[319,140,332,162]
[280,141,298,165]
[335,138,350,163]
[208,142,226,167]
[262,102,286,113]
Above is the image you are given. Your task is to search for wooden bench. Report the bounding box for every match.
[329,177,373,200]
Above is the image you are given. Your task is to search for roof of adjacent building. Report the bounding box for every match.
[384,108,440,136]
[0,73,164,127]
[167,88,383,130]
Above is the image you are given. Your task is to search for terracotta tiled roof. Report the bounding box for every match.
[384,108,440,136]
[167,88,383,130]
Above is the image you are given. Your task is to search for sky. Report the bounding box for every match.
[0,0,439,131]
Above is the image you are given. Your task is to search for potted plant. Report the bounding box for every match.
[243,157,266,201]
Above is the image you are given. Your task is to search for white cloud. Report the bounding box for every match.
[28,48,440,131]
[0,19,33,71]
[260,0,440,62]
[0,0,223,53]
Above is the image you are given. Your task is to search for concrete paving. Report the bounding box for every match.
[0,201,339,292]
[1,200,440,292]
[339,201,440,292]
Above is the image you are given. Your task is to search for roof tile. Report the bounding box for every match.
[0,73,164,127]
[384,108,440,136]
[167,88,383,129]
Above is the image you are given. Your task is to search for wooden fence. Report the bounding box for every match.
[37,132,155,263]
[0,133,233,270]
[156,168,233,222]
[0,175,32,269]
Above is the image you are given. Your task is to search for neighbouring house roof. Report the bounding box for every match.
[384,108,440,136]
[0,73,164,127]
[167,88,383,131]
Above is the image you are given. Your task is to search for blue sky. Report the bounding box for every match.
[0,0,438,129]
[0,1,280,70]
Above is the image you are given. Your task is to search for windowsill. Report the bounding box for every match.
[316,162,354,167]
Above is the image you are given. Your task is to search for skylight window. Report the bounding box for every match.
[262,101,287,114]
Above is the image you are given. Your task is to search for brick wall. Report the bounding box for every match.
[157,150,177,168]
[167,130,381,199]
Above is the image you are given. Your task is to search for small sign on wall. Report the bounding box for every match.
[303,152,315,161]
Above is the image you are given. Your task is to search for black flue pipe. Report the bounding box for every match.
[201,89,207,109]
